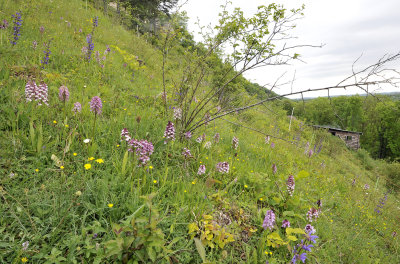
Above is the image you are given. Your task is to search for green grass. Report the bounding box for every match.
[1,0,399,263]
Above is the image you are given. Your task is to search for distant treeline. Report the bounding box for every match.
[281,95,400,160]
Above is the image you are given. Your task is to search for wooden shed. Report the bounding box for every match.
[312,125,362,150]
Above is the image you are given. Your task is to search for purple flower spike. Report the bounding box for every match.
[305,224,316,234]
[163,121,175,143]
[0,19,8,29]
[25,80,37,102]
[272,163,277,174]
[197,165,206,175]
[232,136,239,150]
[58,85,69,102]
[121,128,131,141]
[182,148,192,158]
[214,133,220,143]
[306,208,320,222]
[287,175,295,196]
[37,82,49,106]
[281,219,291,228]
[263,210,276,231]
[90,96,102,115]
[72,102,82,113]
[291,253,307,264]
[216,162,229,174]
[11,12,22,46]
[184,131,192,140]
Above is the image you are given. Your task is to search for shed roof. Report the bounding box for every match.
[312,125,363,135]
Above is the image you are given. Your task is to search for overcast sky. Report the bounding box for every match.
[179,0,400,98]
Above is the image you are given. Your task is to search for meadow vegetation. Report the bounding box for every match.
[0,0,399,263]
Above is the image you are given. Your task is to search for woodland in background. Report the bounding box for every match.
[281,95,400,160]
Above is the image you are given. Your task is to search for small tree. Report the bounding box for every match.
[161,2,400,137]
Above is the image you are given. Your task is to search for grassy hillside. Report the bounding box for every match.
[0,0,399,263]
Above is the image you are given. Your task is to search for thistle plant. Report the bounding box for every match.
[10,12,22,46]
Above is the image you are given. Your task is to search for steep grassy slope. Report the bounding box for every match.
[0,0,399,263]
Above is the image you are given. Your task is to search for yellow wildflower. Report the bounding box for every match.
[53,120,57,124]
[84,164,91,170]
[35,169,39,172]
[21,257,28,263]
[244,185,248,188]
[73,153,77,156]
[149,166,153,169]
[88,157,95,161]
[95,159,104,164]
[153,180,157,184]
[108,203,114,208]
[60,166,64,169]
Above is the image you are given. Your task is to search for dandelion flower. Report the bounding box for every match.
[95,159,104,163]
[108,203,113,208]
[60,166,64,169]
[153,180,157,184]
[149,166,153,169]
[35,169,39,172]
[88,157,95,161]
[53,120,57,124]
[73,153,77,156]
[21,257,28,263]
[84,164,91,170]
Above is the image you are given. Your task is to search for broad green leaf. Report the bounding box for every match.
[194,238,206,263]
[296,170,310,180]
[283,211,295,217]
[121,150,129,175]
